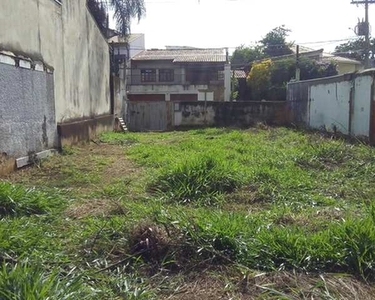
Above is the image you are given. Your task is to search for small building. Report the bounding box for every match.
[272,47,364,75]
[109,34,146,117]
[322,54,364,74]
[109,33,145,62]
[127,48,231,102]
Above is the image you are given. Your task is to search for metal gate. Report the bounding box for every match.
[126,101,173,131]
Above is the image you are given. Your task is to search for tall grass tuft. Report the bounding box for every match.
[151,155,244,205]
[0,181,63,217]
[0,263,93,300]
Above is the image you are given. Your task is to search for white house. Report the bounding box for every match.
[128,48,231,102]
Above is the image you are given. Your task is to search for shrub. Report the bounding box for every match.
[247,59,273,100]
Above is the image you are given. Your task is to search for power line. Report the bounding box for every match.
[116,37,358,51]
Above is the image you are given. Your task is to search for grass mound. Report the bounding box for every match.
[151,155,244,205]
[0,181,63,217]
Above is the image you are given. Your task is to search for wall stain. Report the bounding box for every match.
[42,115,48,147]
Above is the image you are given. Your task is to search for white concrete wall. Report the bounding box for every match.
[0,0,110,123]
[352,75,372,137]
[309,81,352,134]
[306,71,373,140]
[129,35,145,58]
[129,84,209,94]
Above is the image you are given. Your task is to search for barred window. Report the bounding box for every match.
[159,69,174,82]
[141,69,156,82]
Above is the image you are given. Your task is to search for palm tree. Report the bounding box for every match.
[102,0,145,36]
[88,0,145,37]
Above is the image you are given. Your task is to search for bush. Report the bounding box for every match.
[247,59,273,99]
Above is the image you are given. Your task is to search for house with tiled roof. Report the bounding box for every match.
[127,48,231,102]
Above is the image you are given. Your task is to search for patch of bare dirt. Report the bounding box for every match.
[64,198,126,219]
[4,142,143,219]
[157,270,375,300]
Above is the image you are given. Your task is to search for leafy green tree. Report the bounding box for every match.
[231,45,264,67]
[260,26,293,57]
[334,38,375,61]
[248,57,337,100]
[88,0,145,37]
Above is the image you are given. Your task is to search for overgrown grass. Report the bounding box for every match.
[3,127,375,298]
[150,203,375,279]
[151,155,244,205]
[0,181,64,217]
[0,263,93,300]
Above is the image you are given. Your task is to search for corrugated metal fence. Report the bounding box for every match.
[127,101,173,131]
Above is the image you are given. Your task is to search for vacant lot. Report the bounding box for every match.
[2,127,375,299]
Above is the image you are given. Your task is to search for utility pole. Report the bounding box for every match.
[295,45,300,81]
[364,0,370,68]
[351,0,375,68]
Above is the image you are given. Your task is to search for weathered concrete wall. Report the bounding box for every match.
[58,115,113,146]
[0,0,110,123]
[309,80,352,134]
[174,101,287,128]
[352,75,372,137]
[0,63,58,158]
[287,80,310,125]
[287,70,375,141]
[128,101,287,131]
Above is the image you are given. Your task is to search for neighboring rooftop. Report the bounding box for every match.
[323,53,362,65]
[132,48,227,63]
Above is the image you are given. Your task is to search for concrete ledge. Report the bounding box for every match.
[16,149,58,169]
[19,59,31,69]
[58,114,114,147]
[0,54,16,66]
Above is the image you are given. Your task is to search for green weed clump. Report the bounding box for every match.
[0,181,63,217]
[151,155,244,205]
[155,205,375,279]
[100,132,139,145]
[0,263,93,300]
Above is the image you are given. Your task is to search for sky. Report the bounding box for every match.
[110,0,375,53]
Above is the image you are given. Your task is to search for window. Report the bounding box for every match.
[159,69,174,82]
[141,69,156,82]
[217,70,224,81]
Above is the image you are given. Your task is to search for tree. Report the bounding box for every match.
[248,57,337,100]
[87,0,108,35]
[334,38,375,61]
[247,59,273,99]
[260,26,293,57]
[88,0,146,37]
[231,45,264,68]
